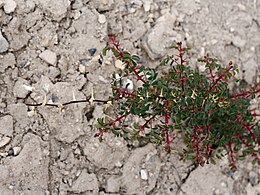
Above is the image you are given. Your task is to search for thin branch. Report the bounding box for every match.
[25,98,109,107]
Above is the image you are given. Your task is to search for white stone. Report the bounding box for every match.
[0,152,8,157]
[140,169,148,180]
[13,146,21,156]
[123,79,133,91]
[22,84,33,91]
[98,14,106,24]
[78,64,86,73]
[0,136,11,148]
[39,50,57,65]
[3,0,17,14]
[0,31,9,53]
[237,3,246,11]
[115,59,125,69]
[143,0,152,12]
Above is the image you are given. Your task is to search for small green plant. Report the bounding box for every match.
[95,34,260,168]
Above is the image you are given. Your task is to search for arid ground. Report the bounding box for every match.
[0,0,260,194]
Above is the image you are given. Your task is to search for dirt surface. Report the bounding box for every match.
[0,0,260,194]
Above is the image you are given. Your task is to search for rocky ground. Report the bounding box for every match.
[0,0,260,194]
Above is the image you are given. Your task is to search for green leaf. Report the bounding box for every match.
[102,46,110,56]
[132,55,140,62]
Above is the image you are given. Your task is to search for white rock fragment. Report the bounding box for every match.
[237,3,246,11]
[0,31,9,53]
[22,84,33,92]
[39,50,57,65]
[98,75,109,84]
[0,136,11,148]
[143,0,152,12]
[199,65,206,72]
[3,0,17,14]
[115,59,125,70]
[78,64,86,73]
[13,146,21,156]
[123,79,133,91]
[140,169,148,180]
[98,14,106,24]
[27,109,35,117]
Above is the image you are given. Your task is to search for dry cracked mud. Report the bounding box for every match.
[0,0,260,194]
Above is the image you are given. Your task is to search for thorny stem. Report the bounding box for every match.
[25,98,108,108]
[177,42,186,97]
[128,62,146,83]
[207,66,234,94]
[109,113,127,126]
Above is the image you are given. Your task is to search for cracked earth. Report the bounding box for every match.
[0,0,260,194]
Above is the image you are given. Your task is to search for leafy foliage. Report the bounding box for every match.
[96,35,260,168]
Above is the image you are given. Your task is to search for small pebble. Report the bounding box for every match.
[3,0,17,14]
[22,84,33,91]
[98,14,106,24]
[220,180,228,188]
[78,64,86,73]
[39,50,57,65]
[98,75,109,84]
[80,59,88,65]
[123,79,134,91]
[143,0,152,12]
[115,59,125,70]
[74,148,81,155]
[237,3,246,11]
[140,169,148,180]
[0,152,8,157]
[13,146,21,156]
[88,48,97,56]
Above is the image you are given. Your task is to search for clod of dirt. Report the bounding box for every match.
[0,115,13,136]
[120,143,161,195]
[142,12,182,60]
[13,78,31,98]
[0,133,49,194]
[106,175,121,193]
[83,135,128,170]
[37,0,71,21]
[0,53,15,73]
[65,169,99,194]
